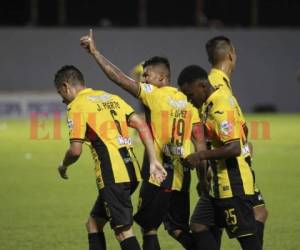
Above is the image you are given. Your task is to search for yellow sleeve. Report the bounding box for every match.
[191,106,201,125]
[67,103,87,142]
[137,82,158,107]
[213,101,243,144]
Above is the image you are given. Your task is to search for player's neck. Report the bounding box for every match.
[158,81,170,88]
[75,85,86,95]
[213,63,232,79]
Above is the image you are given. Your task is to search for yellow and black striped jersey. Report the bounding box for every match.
[209,68,246,126]
[67,88,141,189]
[138,83,201,191]
[201,89,254,199]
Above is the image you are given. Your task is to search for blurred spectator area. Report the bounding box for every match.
[1,0,300,27]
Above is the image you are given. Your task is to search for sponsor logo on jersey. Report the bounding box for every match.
[117,135,132,146]
[162,143,184,157]
[87,94,112,102]
[168,97,188,110]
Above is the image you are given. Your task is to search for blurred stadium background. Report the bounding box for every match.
[0,1,300,249]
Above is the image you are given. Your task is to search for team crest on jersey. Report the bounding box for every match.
[168,97,187,109]
[87,94,112,103]
[142,84,154,93]
[220,120,232,135]
[67,119,74,129]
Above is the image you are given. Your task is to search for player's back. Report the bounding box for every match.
[68,88,134,147]
[138,83,200,190]
[139,84,199,158]
[67,88,141,189]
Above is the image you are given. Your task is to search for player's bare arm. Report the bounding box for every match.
[191,122,209,195]
[80,29,140,97]
[58,141,83,179]
[185,139,241,168]
[128,113,167,183]
[191,123,206,152]
[243,123,254,156]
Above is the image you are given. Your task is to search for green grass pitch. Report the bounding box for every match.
[0,114,299,249]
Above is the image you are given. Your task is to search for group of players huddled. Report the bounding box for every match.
[55,30,268,250]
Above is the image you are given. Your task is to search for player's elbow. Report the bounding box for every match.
[232,146,241,156]
[227,140,241,157]
[69,143,83,158]
[70,147,82,158]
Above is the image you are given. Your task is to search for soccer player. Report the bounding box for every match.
[80,30,205,250]
[54,65,167,250]
[205,36,268,247]
[178,65,262,250]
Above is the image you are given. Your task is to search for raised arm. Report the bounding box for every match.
[80,29,140,97]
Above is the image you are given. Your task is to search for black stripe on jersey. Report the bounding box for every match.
[141,105,152,181]
[130,148,141,170]
[223,77,232,91]
[225,157,245,196]
[161,154,174,189]
[181,162,191,192]
[86,124,115,186]
[125,111,136,126]
[211,163,220,198]
[137,84,142,97]
[118,147,138,183]
[245,156,252,167]
[69,138,85,143]
[203,102,213,122]
[141,151,150,181]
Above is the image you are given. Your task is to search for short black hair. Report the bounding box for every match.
[143,56,171,72]
[206,36,233,65]
[54,65,85,87]
[177,65,208,86]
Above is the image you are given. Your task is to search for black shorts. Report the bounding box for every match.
[190,193,216,227]
[191,194,257,239]
[133,181,190,231]
[90,182,138,229]
[253,190,266,207]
